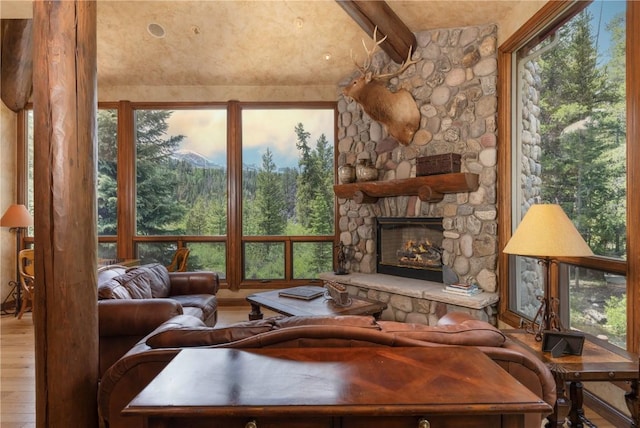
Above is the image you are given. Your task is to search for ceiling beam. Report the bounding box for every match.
[1,19,33,112]
[336,0,417,64]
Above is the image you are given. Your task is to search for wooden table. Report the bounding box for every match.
[246,286,387,320]
[503,330,639,428]
[123,347,552,428]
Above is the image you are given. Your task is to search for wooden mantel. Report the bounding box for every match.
[333,172,479,203]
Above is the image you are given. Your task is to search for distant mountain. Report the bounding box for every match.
[171,149,294,173]
[171,149,223,169]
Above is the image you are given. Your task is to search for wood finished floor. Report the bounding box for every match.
[1,308,614,428]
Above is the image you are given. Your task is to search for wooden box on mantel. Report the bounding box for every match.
[416,153,462,176]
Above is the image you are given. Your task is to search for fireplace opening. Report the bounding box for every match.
[376,217,444,282]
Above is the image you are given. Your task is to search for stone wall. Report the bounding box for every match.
[515,59,544,318]
[336,24,499,293]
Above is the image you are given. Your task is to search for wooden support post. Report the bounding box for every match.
[32,1,98,427]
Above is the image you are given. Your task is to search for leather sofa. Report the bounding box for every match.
[97,263,219,377]
[97,312,556,428]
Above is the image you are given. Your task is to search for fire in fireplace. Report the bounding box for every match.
[376,217,444,282]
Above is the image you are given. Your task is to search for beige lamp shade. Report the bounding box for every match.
[0,204,34,228]
[503,204,594,258]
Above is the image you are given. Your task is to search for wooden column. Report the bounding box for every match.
[32,2,98,427]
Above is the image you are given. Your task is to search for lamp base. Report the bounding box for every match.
[524,295,564,341]
[1,279,20,315]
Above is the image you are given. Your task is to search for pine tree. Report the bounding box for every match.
[309,133,334,236]
[97,109,118,235]
[134,110,187,235]
[255,148,286,236]
[538,8,623,255]
[96,109,188,236]
[295,123,314,228]
[295,123,334,234]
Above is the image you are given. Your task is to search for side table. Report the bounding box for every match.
[503,330,639,428]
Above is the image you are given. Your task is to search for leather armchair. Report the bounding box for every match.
[97,263,219,377]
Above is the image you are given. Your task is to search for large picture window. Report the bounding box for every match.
[507,1,628,347]
[241,108,335,281]
[24,102,336,286]
[126,104,336,285]
[133,108,228,273]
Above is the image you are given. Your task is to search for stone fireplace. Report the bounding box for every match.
[326,23,500,325]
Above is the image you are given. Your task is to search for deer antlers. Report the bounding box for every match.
[351,27,419,82]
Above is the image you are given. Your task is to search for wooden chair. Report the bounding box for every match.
[17,249,35,319]
[166,247,190,272]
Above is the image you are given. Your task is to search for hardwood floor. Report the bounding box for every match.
[0,309,615,428]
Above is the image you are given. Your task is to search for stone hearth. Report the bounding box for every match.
[320,272,498,324]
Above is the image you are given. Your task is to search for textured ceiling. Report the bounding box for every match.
[1,1,542,89]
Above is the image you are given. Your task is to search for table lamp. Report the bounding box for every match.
[1,204,34,316]
[503,204,593,343]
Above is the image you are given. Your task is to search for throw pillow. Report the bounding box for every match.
[116,270,153,299]
[128,263,171,298]
[97,279,133,300]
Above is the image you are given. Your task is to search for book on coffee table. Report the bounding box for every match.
[278,286,324,301]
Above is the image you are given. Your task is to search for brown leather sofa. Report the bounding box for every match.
[97,263,219,377]
[98,312,556,428]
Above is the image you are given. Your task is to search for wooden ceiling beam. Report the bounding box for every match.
[336,0,417,64]
[1,19,33,112]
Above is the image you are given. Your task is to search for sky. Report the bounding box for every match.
[589,0,626,65]
[166,108,335,169]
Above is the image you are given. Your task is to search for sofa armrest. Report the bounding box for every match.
[479,342,557,408]
[168,271,219,296]
[98,299,184,337]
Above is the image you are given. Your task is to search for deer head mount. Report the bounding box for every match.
[343,27,421,146]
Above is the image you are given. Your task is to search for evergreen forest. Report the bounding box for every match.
[535,5,627,344]
[96,110,335,279]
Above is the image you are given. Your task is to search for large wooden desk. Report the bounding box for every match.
[504,330,639,428]
[123,347,551,428]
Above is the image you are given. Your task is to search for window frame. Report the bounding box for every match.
[122,101,337,290]
[20,100,338,290]
[497,0,640,353]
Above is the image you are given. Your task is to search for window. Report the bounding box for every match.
[241,108,335,282]
[133,108,228,273]
[24,102,336,286]
[503,0,631,348]
[125,104,335,285]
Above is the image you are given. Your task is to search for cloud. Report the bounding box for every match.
[166,108,334,168]
[166,109,227,160]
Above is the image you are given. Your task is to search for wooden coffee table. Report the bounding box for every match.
[246,286,387,320]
